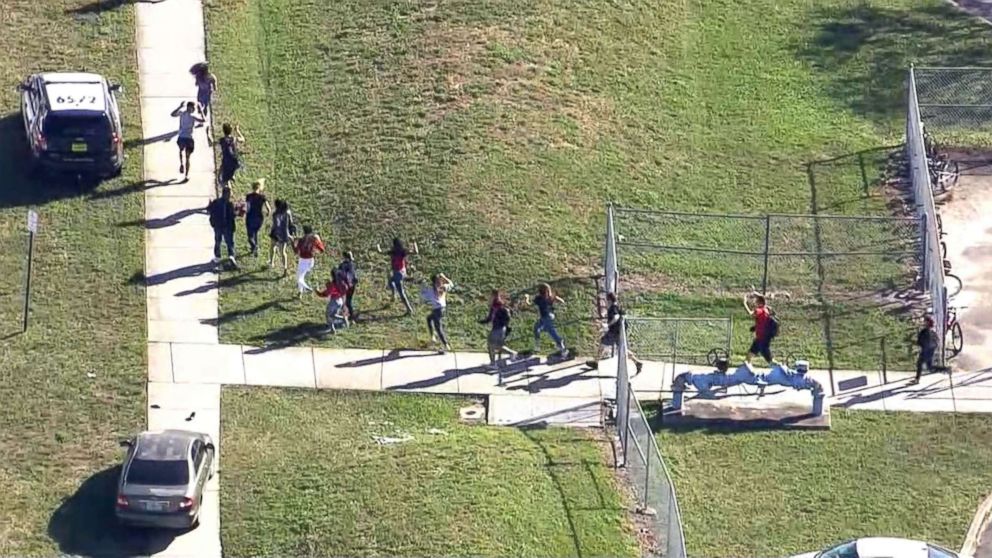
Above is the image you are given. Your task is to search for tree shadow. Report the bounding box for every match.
[47,465,179,557]
[66,0,166,15]
[799,3,992,123]
[117,207,204,229]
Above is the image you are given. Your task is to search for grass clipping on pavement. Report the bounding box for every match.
[221,388,641,557]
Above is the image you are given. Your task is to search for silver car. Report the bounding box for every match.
[114,430,215,529]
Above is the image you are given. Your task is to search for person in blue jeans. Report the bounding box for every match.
[206,187,237,269]
[525,283,567,357]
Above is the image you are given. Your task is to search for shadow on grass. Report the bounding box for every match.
[799,3,992,122]
[175,269,283,296]
[47,465,179,557]
[66,0,165,15]
[202,298,295,327]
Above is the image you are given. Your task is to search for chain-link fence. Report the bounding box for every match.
[907,66,948,366]
[612,207,921,297]
[626,316,733,365]
[915,67,992,133]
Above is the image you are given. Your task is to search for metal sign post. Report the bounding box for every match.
[23,210,38,332]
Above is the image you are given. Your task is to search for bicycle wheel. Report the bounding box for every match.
[945,273,963,299]
[706,348,728,367]
[936,213,943,233]
[950,321,963,357]
[941,241,948,260]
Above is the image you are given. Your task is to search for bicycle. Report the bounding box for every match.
[945,306,965,358]
[934,214,963,298]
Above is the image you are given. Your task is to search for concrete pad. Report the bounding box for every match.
[671,397,831,430]
[631,361,672,395]
[139,96,209,134]
[148,319,218,344]
[145,273,218,300]
[143,134,215,175]
[138,47,204,76]
[515,360,606,398]
[171,343,244,384]
[136,1,205,32]
[139,72,199,99]
[381,351,460,393]
[453,351,507,395]
[243,346,316,388]
[949,399,992,413]
[148,342,174,383]
[145,196,211,222]
[314,348,384,391]
[488,395,603,427]
[146,222,215,249]
[147,408,219,441]
[830,398,888,411]
[136,20,205,51]
[148,382,220,410]
[143,171,215,194]
[146,245,215,271]
[147,294,218,321]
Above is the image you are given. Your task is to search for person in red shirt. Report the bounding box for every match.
[294,225,325,297]
[744,293,775,364]
[377,237,418,315]
[317,269,349,334]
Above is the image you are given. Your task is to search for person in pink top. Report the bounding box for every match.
[377,237,418,315]
[317,269,349,334]
[294,225,325,297]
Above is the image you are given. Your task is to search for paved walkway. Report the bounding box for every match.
[136,0,221,556]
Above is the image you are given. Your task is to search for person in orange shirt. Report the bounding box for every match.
[294,225,325,297]
[744,292,777,364]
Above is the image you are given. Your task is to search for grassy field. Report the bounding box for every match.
[652,408,992,557]
[202,0,992,366]
[221,388,640,557]
[0,1,146,555]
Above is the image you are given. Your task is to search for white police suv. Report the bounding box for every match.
[18,72,125,177]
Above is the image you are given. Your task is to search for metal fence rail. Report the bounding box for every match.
[915,67,992,129]
[626,316,733,365]
[908,67,948,366]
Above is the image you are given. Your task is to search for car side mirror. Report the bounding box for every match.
[16,83,28,92]
[205,442,215,451]
[109,83,123,93]
[119,439,132,448]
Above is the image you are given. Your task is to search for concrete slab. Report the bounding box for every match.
[146,245,215,271]
[148,382,221,411]
[513,360,606,398]
[147,294,218,321]
[148,319,218,344]
[314,348,385,391]
[668,397,832,430]
[136,20,205,50]
[138,47,204,76]
[147,408,219,442]
[148,342,174,383]
[146,275,218,300]
[171,343,244,384]
[381,351,460,393]
[146,222,215,249]
[143,134,215,176]
[143,172,216,195]
[452,352,505,395]
[136,1,205,32]
[488,395,603,427]
[145,196,211,222]
[243,346,316,388]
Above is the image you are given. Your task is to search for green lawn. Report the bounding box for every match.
[0,1,146,554]
[652,408,992,557]
[202,0,992,366]
[220,388,641,557]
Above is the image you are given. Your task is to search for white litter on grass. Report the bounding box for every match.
[368,420,394,426]
[86,373,96,379]
[426,428,448,435]
[373,435,413,446]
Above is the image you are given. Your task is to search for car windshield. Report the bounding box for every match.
[44,114,110,137]
[928,545,958,558]
[818,541,858,558]
[125,458,189,486]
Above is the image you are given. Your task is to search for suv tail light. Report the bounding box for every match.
[116,495,129,508]
[111,132,120,146]
[35,131,47,150]
[178,497,194,510]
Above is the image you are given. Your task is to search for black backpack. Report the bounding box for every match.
[767,315,780,339]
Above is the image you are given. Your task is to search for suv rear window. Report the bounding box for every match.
[44,115,110,137]
[125,459,190,486]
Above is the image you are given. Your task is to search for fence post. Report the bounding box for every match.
[605,204,618,295]
[881,336,888,384]
[642,432,651,511]
[761,214,772,293]
[618,323,631,466]
[920,214,929,290]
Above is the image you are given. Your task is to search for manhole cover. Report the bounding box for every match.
[459,403,485,423]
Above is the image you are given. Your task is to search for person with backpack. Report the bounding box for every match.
[479,289,517,367]
[377,238,418,315]
[337,251,358,319]
[912,316,939,384]
[206,187,237,268]
[294,225,326,297]
[267,199,295,272]
[524,283,568,358]
[316,269,350,334]
[218,123,245,191]
[586,292,643,374]
[744,292,778,364]
[422,273,454,352]
[244,179,270,257]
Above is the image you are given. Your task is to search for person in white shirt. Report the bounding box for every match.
[422,273,453,352]
[170,101,204,180]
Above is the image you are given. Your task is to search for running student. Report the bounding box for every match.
[190,62,218,120]
[218,123,245,190]
[268,200,295,272]
[377,238,418,314]
[422,273,453,352]
[170,101,204,179]
[294,225,325,297]
[206,187,237,268]
[244,179,270,257]
[316,270,350,334]
[744,292,776,364]
[525,283,568,357]
[912,316,939,384]
[479,289,517,367]
[587,292,643,374]
[337,251,358,319]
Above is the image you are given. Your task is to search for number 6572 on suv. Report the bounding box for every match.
[17,72,125,178]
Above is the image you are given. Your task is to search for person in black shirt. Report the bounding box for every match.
[217,123,245,190]
[913,316,939,383]
[207,187,237,268]
[337,251,358,319]
[587,292,643,374]
[244,179,271,257]
[525,283,567,357]
[480,289,517,367]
